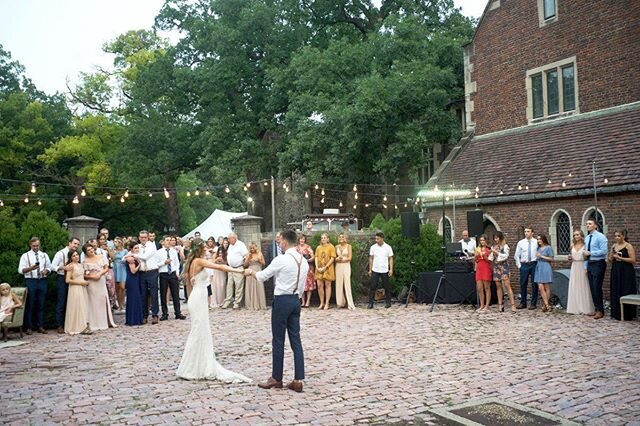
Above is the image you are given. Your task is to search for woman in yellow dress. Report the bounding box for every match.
[314,233,336,310]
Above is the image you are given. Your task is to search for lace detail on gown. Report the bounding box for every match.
[176,269,251,383]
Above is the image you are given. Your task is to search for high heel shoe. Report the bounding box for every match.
[498,304,504,313]
[511,305,517,313]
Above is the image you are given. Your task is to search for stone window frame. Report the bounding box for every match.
[526,56,579,123]
[537,0,558,27]
[438,216,453,243]
[549,209,573,259]
[581,207,607,234]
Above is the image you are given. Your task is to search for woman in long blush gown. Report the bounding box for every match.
[176,238,252,383]
[83,243,116,331]
[566,230,595,315]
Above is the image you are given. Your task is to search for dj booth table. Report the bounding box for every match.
[415,271,477,304]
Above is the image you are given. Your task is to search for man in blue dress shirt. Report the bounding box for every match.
[583,218,608,319]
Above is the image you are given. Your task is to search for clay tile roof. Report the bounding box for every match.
[430,103,640,198]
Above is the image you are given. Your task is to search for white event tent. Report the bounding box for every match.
[182,209,247,240]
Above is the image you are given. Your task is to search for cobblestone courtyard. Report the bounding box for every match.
[2,303,639,425]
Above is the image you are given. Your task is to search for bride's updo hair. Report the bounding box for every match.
[183,238,206,281]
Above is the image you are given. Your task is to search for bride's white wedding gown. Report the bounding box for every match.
[176,269,252,383]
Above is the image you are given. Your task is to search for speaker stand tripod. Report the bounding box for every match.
[404,260,417,308]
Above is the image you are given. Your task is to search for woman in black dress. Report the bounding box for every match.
[609,229,637,320]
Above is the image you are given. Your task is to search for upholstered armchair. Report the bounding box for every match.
[2,287,27,342]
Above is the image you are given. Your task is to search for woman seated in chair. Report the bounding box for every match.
[0,283,23,323]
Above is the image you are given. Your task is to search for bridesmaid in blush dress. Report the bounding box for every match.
[83,243,116,330]
[474,235,493,312]
[243,242,266,310]
[125,242,144,326]
[566,230,594,315]
[64,251,92,335]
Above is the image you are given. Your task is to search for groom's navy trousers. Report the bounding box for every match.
[271,294,304,381]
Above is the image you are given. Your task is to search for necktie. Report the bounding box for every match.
[35,252,40,278]
[166,249,171,273]
[587,234,592,251]
[527,240,531,262]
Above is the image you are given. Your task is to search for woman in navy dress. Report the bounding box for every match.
[125,242,144,326]
[534,234,554,312]
[609,229,637,320]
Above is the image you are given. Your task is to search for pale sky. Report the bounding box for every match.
[0,0,486,95]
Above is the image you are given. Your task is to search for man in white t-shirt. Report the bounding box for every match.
[458,230,476,260]
[368,232,394,309]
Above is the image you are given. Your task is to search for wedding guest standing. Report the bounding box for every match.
[474,235,492,312]
[367,232,394,309]
[491,232,515,313]
[566,230,594,315]
[222,233,248,309]
[315,233,336,310]
[534,234,554,313]
[113,239,128,314]
[243,242,267,310]
[51,237,80,333]
[64,251,92,335]
[125,242,144,326]
[205,237,217,307]
[83,243,116,330]
[159,236,186,321]
[134,230,161,324]
[335,233,355,310]
[296,235,315,308]
[514,227,539,310]
[583,219,608,320]
[609,230,637,321]
[18,237,51,334]
[210,238,228,308]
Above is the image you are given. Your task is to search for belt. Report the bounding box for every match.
[274,293,298,297]
[588,259,605,263]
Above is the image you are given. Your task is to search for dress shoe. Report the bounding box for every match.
[160,316,169,321]
[287,380,304,393]
[37,328,48,334]
[258,377,283,389]
[233,304,240,309]
[176,314,186,320]
[25,329,33,335]
[516,304,527,309]
[527,305,537,310]
[151,317,159,325]
[367,303,374,309]
[57,327,65,334]
[221,303,231,309]
[594,311,604,320]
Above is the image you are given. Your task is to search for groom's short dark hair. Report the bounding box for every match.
[281,230,297,246]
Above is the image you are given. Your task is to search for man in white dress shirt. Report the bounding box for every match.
[18,237,52,334]
[134,230,162,324]
[247,229,308,392]
[222,232,248,309]
[368,232,394,309]
[514,227,539,310]
[158,236,186,321]
[50,237,80,333]
[458,230,476,260]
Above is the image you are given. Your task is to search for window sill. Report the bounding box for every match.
[529,110,577,125]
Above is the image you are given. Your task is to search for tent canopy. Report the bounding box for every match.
[182,209,247,240]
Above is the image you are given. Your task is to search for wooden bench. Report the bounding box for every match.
[620,294,640,321]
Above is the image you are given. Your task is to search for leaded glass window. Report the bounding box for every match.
[556,212,571,255]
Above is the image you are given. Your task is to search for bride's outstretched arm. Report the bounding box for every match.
[197,258,243,274]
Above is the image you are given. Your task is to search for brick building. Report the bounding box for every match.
[420,0,640,298]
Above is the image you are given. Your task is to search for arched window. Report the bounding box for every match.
[444,217,452,243]
[555,212,571,255]
[588,209,604,231]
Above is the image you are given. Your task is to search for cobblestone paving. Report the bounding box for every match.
[2,303,639,425]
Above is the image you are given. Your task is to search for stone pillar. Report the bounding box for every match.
[231,215,263,248]
[64,215,102,245]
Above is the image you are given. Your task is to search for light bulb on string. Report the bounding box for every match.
[568,172,572,177]
[264,181,269,186]
[475,186,479,193]
[383,194,387,202]
[353,184,357,192]
[547,178,552,184]
[80,186,87,197]
[120,196,125,203]
[562,180,567,187]
[205,190,210,196]
[339,200,343,207]
[353,204,357,210]
[106,194,112,200]
[246,182,251,188]
[354,192,358,200]
[0,200,3,207]
[517,183,522,190]
[305,191,309,198]
[163,188,170,198]
[282,183,287,189]
[186,191,191,197]
[394,204,398,209]
[445,196,450,202]
[247,196,253,203]
[382,204,387,209]
[285,186,290,193]
[148,192,153,197]
[321,188,325,196]
[124,188,129,198]
[31,182,36,193]
[314,183,319,190]
[72,196,79,204]
[225,185,230,193]
[404,202,408,208]
[603,177,608,184]
[474,193,479,199]
[24,195,29,203]
[243,186,248,192]
[195,187,200,196]
[499,189,504,195]
[320,197,325,204]
[37,199,42,206]
[365,203,369,208]
[525,184,529,190]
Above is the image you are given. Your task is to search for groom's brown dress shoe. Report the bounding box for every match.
[287,380,303,393]
[258,377,283,389]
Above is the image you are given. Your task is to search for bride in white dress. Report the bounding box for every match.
[177,239,252,383]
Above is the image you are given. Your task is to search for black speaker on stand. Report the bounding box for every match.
[467,210,484,238]
[400,212,420,307]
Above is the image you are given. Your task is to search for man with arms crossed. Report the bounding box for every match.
[368,232,394,309]
[247,230,308,392]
